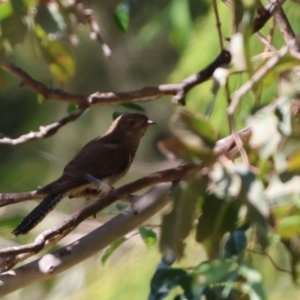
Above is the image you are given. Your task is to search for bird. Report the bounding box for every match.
[12,113,155,236]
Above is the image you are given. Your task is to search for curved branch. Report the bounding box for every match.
[0,183,172,297]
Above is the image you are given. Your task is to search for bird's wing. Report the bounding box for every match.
[37,140,131,195]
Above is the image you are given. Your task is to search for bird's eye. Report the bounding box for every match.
[129,120,135,126]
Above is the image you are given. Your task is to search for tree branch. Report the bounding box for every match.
[0,163,201,270]
[77,4,112,58]
[0,183,172,297]
[0,0,286,145]
[0,107,86,145]
[274,7,300,58]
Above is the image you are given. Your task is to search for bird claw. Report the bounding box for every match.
[122,194,139,215]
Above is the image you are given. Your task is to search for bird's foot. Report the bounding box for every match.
[122,194,139,215]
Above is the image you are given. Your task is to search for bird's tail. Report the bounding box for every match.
[12,193,64,236]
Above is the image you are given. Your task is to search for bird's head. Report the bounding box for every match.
[107,113,156,140]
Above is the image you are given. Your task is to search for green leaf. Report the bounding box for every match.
[277,216,300,238]
[180,109,217,148]
[194,258,239,285]
[160,179,207,260]
[196,194,241,259]
[149,267,193,300]
[139,227,157,247]
[41,41,75,82]
[101,237,127,265]
[114,1,130,32]
[67,103,78,113]
[239,263,266,300]
[120,102,145,112]
[0,2,13,21]
[116,202,129,212]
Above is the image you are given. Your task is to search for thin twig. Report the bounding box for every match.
[228,117,250,165]
[212,0,224,50]
[255,31,278,53]
[274,7,300,58]
[264,17,276,52]
[221,0,280,53]
[247,248,291,274]
[227,45,288,115]
[79,5,112,58]
[0,108,87,145]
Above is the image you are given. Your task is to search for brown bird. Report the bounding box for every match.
[12,113,155,236]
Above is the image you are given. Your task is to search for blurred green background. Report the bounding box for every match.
[1,0,300,299]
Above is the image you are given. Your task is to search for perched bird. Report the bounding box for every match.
[12,113,155,236]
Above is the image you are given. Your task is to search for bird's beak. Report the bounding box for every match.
[147,119,156,125]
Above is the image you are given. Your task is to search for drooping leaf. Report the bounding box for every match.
[160,179,207,260]
[101,237,127,265]
[139,227,157,247]
[114,1,130,32]
[196,194,241,259]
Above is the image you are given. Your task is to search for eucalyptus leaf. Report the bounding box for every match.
[139,227,157,247]
[114,1,130,32]
[101,237,127,265]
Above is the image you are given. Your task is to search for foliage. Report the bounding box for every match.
[1,0,300,299]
